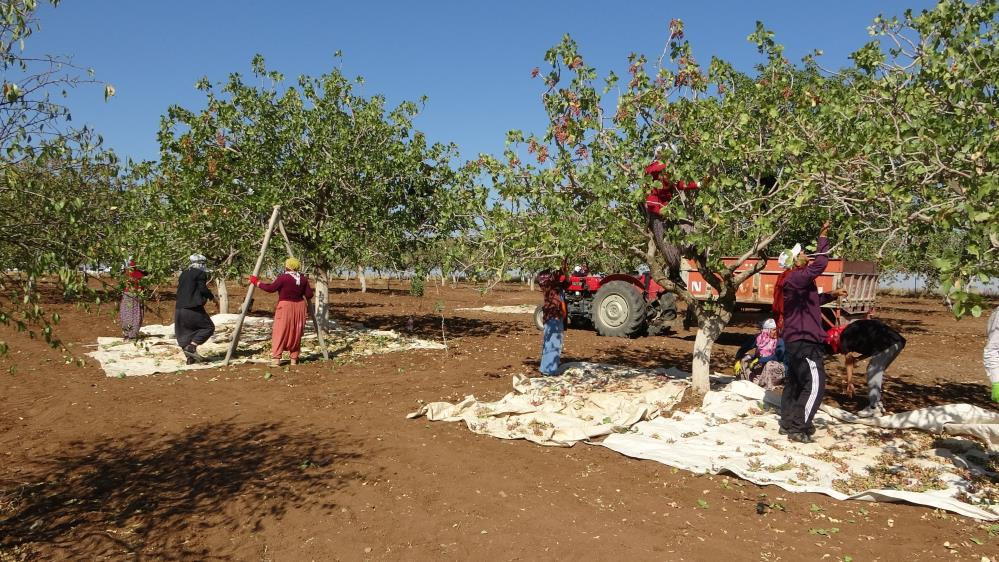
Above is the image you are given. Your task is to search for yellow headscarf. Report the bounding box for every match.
[284,257,301,271]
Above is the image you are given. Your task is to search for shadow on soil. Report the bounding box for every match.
[825,378,996,412]
[877,317,930,334]
[876,378,995,412]
[329,286,412,297]
[346,312,530,340]
[0,422,371,560]
[521,344,694,372]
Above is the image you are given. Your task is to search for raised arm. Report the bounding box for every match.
[256,275,284,294]
[803,221,831,281]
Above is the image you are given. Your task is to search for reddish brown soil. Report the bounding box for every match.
[1,281,997,561]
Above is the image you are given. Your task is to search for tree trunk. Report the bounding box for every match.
[356,265,367,293]
[315,270,330,322]
[215,278,229,314]
[527,272,535,292]
[690,306,733,393]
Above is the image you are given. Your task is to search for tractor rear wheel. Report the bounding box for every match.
[592,281,646,338]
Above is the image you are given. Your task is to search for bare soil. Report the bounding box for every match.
[1,280,997,561]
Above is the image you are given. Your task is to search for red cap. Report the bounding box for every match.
[644,161,667,176]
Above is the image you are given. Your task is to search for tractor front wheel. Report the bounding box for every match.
[533,305,545,331]
[592,281,647,338]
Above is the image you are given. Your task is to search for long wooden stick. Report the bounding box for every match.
[224,205,281,365]
[277,219,330,361]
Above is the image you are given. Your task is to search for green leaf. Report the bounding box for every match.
[931,258,953,272]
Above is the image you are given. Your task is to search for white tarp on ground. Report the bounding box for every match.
[88,314,445,378]
[455,304,536,314]
[407,362,689,446]
[411,363,999,520]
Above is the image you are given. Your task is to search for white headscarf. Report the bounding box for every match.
[189,254,207,271]
[777,243,802,269]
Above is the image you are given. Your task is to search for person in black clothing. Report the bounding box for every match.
[826,319,906,417]
[175,254,216,364]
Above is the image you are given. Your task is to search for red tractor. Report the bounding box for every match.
[533,269,679,338]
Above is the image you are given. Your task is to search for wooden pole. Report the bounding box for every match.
[277,219,330,361]
[224,205,281,365]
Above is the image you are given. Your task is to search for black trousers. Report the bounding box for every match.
[779,340,827,434]
[175,306,215,348]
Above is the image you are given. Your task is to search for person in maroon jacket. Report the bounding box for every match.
[643,161,700,284]
[778,221,848,443]
[250,257,314,367]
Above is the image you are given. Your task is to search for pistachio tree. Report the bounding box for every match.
[846,0,998,316]
[476,13,942,391]
[0,0,120,353]
[157,56,469,316]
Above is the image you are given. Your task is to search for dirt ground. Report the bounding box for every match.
[1,280,997,561]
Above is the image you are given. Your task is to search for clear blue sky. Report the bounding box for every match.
[29,0,936,165]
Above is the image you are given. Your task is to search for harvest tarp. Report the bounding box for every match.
[89,313,444,377]
[410,363,999,520]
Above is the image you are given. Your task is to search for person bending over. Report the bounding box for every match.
[827,319,905,417]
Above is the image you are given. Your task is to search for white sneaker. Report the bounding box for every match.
[857,404,886,418]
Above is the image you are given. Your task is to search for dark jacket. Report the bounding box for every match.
[840,320,906,359]
[781,236,837,344]
[176,267,215,310]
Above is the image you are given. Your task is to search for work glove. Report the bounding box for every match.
[249,275,259,286]
[992,383,999,404]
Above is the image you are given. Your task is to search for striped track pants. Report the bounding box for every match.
[779,340,827,435]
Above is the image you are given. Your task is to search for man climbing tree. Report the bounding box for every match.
[642,160,699,286]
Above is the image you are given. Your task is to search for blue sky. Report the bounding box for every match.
[29,0,936,165]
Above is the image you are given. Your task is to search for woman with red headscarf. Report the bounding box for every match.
[119,258,145,340]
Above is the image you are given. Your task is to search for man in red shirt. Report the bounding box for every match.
[643,161,699,284]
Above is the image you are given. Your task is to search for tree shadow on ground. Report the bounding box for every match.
[675,331,754,348]
[881,379,994,412]
[519,345,694,372]
[877,317,930,334]
[0,422,371,561]
[875,303,947,316]
[328,286,412,297]
[343,312,530,340]
[824,378,995,412]
[330,301,384,310]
